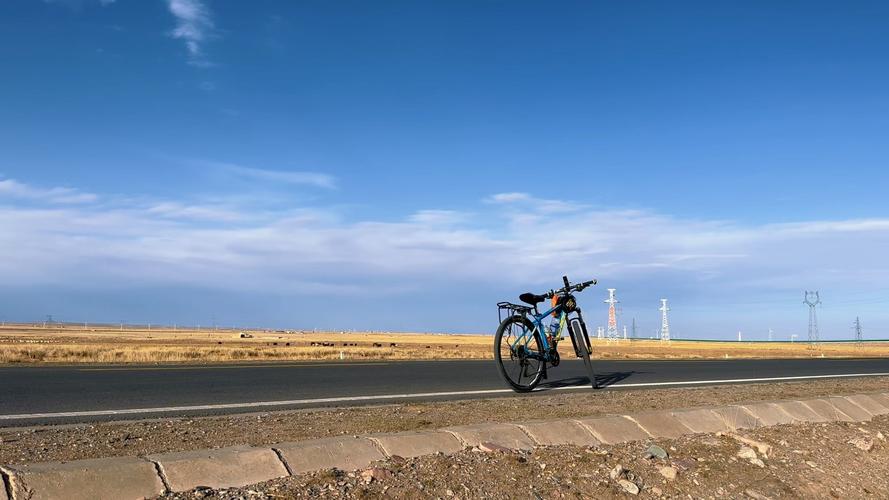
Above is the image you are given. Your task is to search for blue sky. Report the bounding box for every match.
[2,1,889,339]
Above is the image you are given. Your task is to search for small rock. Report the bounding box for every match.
[849,437,874,452]
[737,447,758,460]
[619,479,640,495]
[729,434,772,457]
[446,489,454,497]
[645,445,668,459]
[650,486,663,497]
[360,467,394,484]
[479,441,511,453]
[745,489,773,500]
[878,432,886,441]
[749,458,765,468]
[658,466,678,481]
[610,464,625,480]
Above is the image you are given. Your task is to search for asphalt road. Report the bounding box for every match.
[2,358,889,426]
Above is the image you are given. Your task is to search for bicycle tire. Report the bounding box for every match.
[494,315,544,392]
[569,318,598,389]
[579,337,598,389]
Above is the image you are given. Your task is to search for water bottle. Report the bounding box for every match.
[548,316,560,339]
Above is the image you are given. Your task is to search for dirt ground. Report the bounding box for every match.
[156,415,889,500]
[1,376,888,466]
[2,323,887,364]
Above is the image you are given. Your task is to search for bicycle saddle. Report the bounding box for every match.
[519,292,546,305]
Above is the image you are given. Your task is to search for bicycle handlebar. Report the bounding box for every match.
[545,277,597,298]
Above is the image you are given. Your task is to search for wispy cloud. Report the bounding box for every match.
[215,162,337,189]
[0,178,97,204]
[166,0,214,66]
[3,178,889,335]
[486,191,587,214]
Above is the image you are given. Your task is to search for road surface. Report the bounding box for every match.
[2,358,888,425]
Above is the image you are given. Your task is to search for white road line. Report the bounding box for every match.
[2,371,887,420]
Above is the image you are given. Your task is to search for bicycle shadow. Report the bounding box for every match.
[538,370,638,390]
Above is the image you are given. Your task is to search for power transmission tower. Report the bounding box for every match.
[604,289,620,342]
[659,299,670,341]
[853,317,863,345]
[803,291,821,344]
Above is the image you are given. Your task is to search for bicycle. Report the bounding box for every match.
[494,276,597,392]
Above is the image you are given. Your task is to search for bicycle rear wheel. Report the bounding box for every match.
[494,315,544,392]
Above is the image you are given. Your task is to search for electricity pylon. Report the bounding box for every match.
[853,317,863,345]
[605,289,620,342]
[803,291,821,344]
[659,299,670,341]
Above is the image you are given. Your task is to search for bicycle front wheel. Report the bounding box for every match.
[494,315,544,392]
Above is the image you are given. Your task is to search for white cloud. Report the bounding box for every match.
[2,179,889,306]
[486,192,586,214]
[0,178,97,204]
[215,162,337,189]
[166,0,214,64]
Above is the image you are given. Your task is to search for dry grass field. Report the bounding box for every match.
[1,323,887,364]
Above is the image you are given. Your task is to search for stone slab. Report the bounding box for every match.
[710,406,761,430]
[800,399,854,422]
[446,423,535,450]
[671,409,731,433]
[518,420,601,446]
[149,446,288,492]
[845,395,889,416]
[627,411,695,439]
[867,393,889,409]
[740,403,795,426]
[1,472,9,500]
[827,397,873,421]
[6,456,164,500]
[575,416,650,444]
[773,400,828,422]
[275,437,385,474]
[370,430,463,458]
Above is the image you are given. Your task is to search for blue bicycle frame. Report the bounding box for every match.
[512,303,566,360]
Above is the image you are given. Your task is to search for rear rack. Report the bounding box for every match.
[497,301,532,323]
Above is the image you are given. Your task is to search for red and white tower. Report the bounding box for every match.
[605,289,620,341]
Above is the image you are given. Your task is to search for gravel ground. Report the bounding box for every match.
[1,376,888,465]
[157,415,889,499]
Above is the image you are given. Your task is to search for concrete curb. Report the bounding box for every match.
[4,456,164,500]
[3,390,888,499]
[518,419,601,446]
[275,436,385,474]
[574,415,650,444]
[1,469,10,500]
[625,411,695,439]
[148,446,288,492]
[370,430,463,458]
[445,423,536,450]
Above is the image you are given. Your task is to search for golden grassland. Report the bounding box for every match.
[0,323,887,364]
